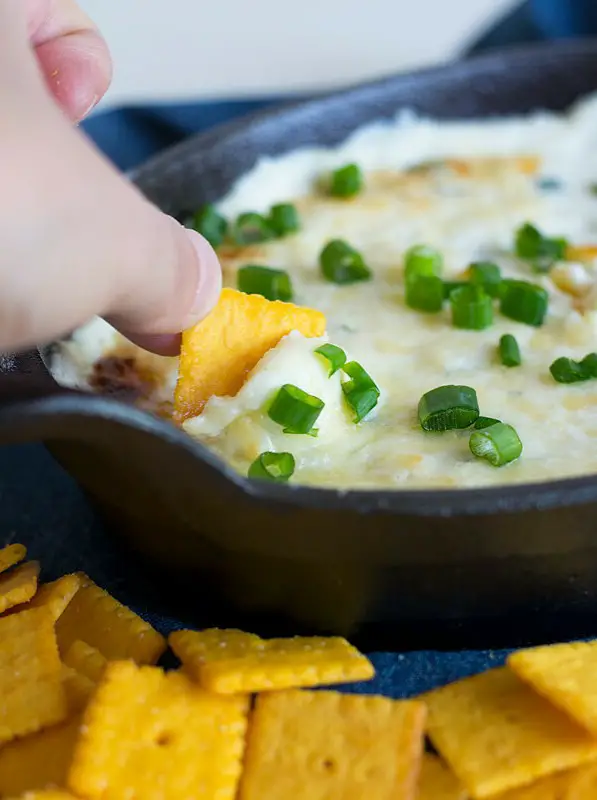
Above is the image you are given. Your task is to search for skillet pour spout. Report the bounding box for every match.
[5,41,597,646]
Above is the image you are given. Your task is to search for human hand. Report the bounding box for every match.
[0,0,221,355]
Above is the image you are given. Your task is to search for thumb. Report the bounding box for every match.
[0,95,221,355]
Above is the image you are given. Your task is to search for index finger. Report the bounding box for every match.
[28,0,112,121]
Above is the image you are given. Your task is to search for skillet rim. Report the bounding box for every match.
[47,37,597,516]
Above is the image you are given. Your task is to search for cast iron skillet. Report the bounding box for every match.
[4,40,597,649]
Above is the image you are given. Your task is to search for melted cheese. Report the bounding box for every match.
[50,92,597,490]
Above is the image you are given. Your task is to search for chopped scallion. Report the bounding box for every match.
[515,222,568,272]
[232,212,274,245]
[581,353,597,378]
[268,203,300,237]
[469,422,522,467]
[237,265,293,302]
[450,285,493,330]
[320,239,371,284]
[405,276,444,313]
[418,385,479,432]
[404,244,443,280]
[499,334,522,367]
[341,361,380,423]
[443,281,468,298]
[191,205,228,248]
[500,280,548,326]
[329,163,363,197]
[268,384,324,435]
[469,261,502,297]
[549,352,597,383]
[248,451,295,482]
[473,416,501,429]
[315,343,347,377]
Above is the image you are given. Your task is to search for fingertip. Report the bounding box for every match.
[37,30,112,121]
[180,228,222,330]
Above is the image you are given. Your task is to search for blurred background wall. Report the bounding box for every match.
[79,0,518,107]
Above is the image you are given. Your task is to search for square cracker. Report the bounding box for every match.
[68,661,249,800]
[422,667,597,799]
[418,754,467,800]
[509,641,597,736]
[6,794,79,800]
[169,628,374,693]
[25,574,81,621]
[63,640,107,684]
[62,665,96,713]
[0,716,81,796]
[55,575,166,665]
[174,288,326,422]
[239,689,426,800]
[0,562,40,613]
[0,543,26,574]
[0,607,67,745]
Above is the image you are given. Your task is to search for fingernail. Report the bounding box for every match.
[183,228,222,328]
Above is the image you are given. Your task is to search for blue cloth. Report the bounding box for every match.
[1,0,594,699]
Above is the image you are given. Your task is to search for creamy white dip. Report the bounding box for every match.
[51,92,597,490]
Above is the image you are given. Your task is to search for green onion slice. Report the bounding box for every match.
[237,265,293,302]
[315,344,347,377]
[191,205,228,248]
[469,422,522,467]
[549,353,597,384]
[232,212,274,245]
[537,177,561,191]
[404,244,443,280]
[500,280,548,326]
[406,275,444,313]
[248,451,296,482]
[550,357,587,383]
[418,385,479,432]
[499,334,522,367]
[581,353,597,378]
[329,163,363,198]
[515,222,568,272]
[443,281,468,298]
[268,384,324,435]
[450,285,493,330]
[473,416,501,429]
[469,261,502,297]
[268,203,300,237]
[341,361,380,423]
[320,239,371,284]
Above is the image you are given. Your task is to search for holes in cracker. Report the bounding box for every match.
[156,731,174,747]
[322,757,338,774]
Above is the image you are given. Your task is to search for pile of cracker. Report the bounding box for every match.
[1,543,597,799]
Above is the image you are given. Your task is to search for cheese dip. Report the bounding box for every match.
[51,93,597,490]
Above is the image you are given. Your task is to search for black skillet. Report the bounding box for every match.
[4,40,597,650]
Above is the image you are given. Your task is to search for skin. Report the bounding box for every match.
[0,0,222,355]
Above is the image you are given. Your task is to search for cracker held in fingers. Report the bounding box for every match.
[174,288,326,422]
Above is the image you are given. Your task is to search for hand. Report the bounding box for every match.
[0,0,222,355]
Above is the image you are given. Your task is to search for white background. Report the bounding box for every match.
[79,0,518,107]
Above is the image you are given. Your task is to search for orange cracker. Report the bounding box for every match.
[418,753,468,800]
[62,665,96,713]
[0,716,81,796]
[174,287,326,422]
[26,574,81,621]
[422,666,597,799]
[68,661,249,800]
[63,640,107,684]
[169,628,374,693]
[7,794,79,800]
[0,561,40,613]
[55,575,166,665]
[0,543,26,574]
[0,607,67,745]
[508,640,597,736]
[492,767,581,799]
[239,689,426,800]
